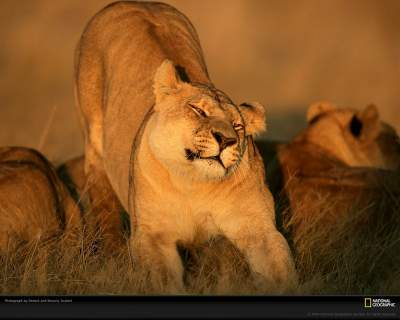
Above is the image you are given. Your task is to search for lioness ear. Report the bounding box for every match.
[307,101,337,124]
[239,102,266,136]
[354,104,380,141]
[153,59,183,103]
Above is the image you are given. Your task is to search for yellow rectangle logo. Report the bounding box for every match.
[364,298,372,308]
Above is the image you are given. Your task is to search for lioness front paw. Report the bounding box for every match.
[252,270,296,294]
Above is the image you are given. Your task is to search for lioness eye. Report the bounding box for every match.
[189,104,207,117]
[233,123,244,131]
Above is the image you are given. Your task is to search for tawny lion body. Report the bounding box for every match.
[75,1,297,292]
[0,147,81,254]
[258,102,400,278]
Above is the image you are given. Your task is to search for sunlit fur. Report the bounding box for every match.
[0,147,81,255]
[276,101,400,233]
[304,101,400,169]
[74,1,297,293]
[264,102,400,280]
[149,85,247,180]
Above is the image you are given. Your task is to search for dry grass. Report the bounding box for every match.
[280,178,400,295]
[0,185,398,296]
[0,230,258,295]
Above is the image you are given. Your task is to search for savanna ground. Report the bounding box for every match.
[0,0,399,295]
[0,174,399,295]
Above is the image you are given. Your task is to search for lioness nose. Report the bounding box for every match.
[212,131,237,150]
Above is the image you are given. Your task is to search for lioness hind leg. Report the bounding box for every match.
[84,155,126,253]
[74,37,105,161]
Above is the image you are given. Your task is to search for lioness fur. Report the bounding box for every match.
[258,102,400,280]
[59,155,253,293]
[0,147,82,254]
[74,1,297,292]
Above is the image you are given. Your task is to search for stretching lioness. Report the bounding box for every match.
[257,102,400,280]
[75,1,296,292]
[0,147,81,254]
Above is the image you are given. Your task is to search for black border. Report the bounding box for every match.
[1,295,399,319]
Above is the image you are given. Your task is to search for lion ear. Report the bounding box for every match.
[307,101,337,124]
[354,104,380,141]
[153,59,183,103]
[239,102,266,136]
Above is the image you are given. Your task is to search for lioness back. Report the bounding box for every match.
[76,1,209,208]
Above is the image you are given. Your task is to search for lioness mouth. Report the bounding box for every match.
[185,149,225,168]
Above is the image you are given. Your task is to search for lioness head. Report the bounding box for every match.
[147,60,266,179]
[305,101,400,170]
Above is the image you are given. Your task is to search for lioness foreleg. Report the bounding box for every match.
[220,215,297,293]
[133,226,185,293]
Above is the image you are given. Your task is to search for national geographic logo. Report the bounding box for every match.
[364,298,396,309]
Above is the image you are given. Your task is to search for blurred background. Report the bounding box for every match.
[1,0,399,163]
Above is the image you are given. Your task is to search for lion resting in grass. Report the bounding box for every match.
[74,1,297,293]
[258,102,400,283]
[0,147,81,255]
